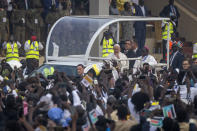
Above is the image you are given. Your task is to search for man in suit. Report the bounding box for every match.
[124,39,142,68]
[133,0,148,49]
[169,43,184,70]
[160,0,180,28]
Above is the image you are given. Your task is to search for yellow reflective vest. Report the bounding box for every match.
[102,38,114,57]
[116,0,130,11]
[43,67,55,78]
[193,43,197,58]
[26,40,39,59]
[6,42,19,62]
[162,21,174,40]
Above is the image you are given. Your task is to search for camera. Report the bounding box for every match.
[139,75,146,80]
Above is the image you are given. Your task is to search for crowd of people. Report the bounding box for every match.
[0,0,89,50]
[1,0,197,131]
[1,39,197,131]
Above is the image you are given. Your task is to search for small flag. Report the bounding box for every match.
[162,104,176,119]
[149,117,163,127]
[81,75,93,87]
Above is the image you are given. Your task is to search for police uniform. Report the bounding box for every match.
[31,0,43,8]
[24,40,43,74]
[0,10,9,44]
[59,9,70,18]
[45,10,62,33]
[26,9,44,41]
[10,9,26,43]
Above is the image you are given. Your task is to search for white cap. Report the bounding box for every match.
[114,44,120,48]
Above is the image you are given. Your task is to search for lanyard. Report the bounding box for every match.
[182,72,187,84]
[170,51,178,66]
[170,5,176,15]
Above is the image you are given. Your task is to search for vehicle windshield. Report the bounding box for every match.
[47,17,111,57]
[29,64,78,77]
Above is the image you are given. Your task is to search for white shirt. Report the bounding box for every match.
[7,0,12,11]
[131,0,139,5]
[72,90,81,106]
[128,98,140,122]
[3,41,21,50]
[24,40,44,52]
[140,6,145,16]
[133,55,157,74]
[107,52,129,73]
[133,48,138,53]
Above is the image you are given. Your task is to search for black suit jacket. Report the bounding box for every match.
[160,4,180,25]
[170,51,184,69]
[126,48,142,68]
[134,5,148,29]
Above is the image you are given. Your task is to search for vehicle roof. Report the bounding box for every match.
[45,60,102,67]
[46,16,170,63]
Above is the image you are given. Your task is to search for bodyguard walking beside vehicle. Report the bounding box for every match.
[24,35,43,74]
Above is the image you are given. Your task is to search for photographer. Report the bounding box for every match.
[133,47,157,74]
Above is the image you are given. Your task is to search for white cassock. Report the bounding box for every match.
[107,52,129,73]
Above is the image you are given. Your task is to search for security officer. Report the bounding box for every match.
[10,6,26,43]
[26,8,44,41]
[45,5,61,33]
[3,35,21,62]
[101,31,115,57]
[29,0,46,42]
[59,0,71,17]
[193,43,197,59]
[43,66,55,78]
[30,0,43,9]
[24,35,43,74]
[162,19,176,60]
[0,8,9,45]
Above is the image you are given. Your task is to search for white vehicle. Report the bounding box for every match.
[30,16,170,77]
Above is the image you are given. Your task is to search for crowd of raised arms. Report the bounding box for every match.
[0,43,197,131]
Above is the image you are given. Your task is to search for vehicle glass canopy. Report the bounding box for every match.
[47,16,111,58]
